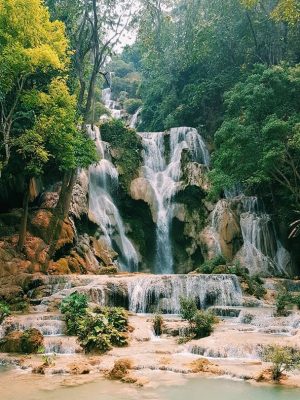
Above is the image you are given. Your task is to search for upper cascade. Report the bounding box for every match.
[138,127,210,274]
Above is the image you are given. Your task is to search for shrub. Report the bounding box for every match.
[262,345,300,381]
[77,307,128,353]
[197,255,227,274]
[0,302,10,323]
[193,310,217,339]
[153,314,164,336]
[60,292,88,335]
[240,312,254,324]
[179,297,217,340]
[275,288,292,316]
[179,297,197,322]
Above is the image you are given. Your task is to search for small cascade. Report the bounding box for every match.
[88,125,139,271]
[238,196,291,275]
[129,107,142,128]
[102,88,122,119]
[139,127,210,273]
[207,193,291,276]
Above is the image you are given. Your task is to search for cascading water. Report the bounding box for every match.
[102,87,122,119]
[209,193,291,275]
[88,125,139,271]
[139,127,210,274]
[129,107,142,128]
[238,196,291,275]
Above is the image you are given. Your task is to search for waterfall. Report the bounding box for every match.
[139,127,210,274]
[33,274,243,315]
[102,88,122,119]
[88,125,139,271]
[238,196,291,275]
[129,107,142,129]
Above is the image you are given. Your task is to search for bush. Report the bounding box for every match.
[60,292,88,335]
[197,255,227,274]
[193,310,217,339]
[240,312,254,324]
[124,98,142,114]
[153,314,164,336]
[77,307,128,353]
[262,345,300,381]
[179,297,197,322]
[179,297,217,339]
[0,302,10,323]
[275,288,292,316]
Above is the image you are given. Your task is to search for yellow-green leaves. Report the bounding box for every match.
[240,0,300,24]
[271,0,300,24]
[0,0,68,71]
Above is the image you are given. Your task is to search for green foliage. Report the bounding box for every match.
[197,255,227,274]
[0,301,10,323]
[179,296,217,339]
[262,345,300,381]
[124,98,143,115]
[193,310,216,339]
[60,292,88,335]
[179,297,198,322]
[153,314,164,336]
[77,307,128,354]
[100,119,141,190]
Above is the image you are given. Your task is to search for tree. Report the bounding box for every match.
[0,0,68,172]
[262,345,300,381]
[210,64,300,214]
[14,78,98,251]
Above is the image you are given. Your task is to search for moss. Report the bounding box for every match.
[100,119,142,192]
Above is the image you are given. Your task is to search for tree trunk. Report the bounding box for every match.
[47,169,77,260]
[18,179,30,251]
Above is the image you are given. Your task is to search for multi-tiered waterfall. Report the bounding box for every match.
[88,125,139,271]
[139,127,210,274]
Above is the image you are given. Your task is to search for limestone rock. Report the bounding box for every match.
[130,177,158,221]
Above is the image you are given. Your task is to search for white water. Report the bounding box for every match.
[139,127,210,273]
[238,196,291,275]
[102,88,122,119]
[35,273,242,315]
[209,194,291,276]
[129,106,142,128]
[88,125,139,271]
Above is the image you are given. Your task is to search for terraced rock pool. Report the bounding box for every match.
[1,368,300,400]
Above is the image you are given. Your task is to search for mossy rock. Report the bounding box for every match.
[0,328,43,354]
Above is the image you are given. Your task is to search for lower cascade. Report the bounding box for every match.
[33,274,243,315]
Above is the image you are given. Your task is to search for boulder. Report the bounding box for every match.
[0,328,43,354]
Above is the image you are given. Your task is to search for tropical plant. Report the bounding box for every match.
[60,292,88,335]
